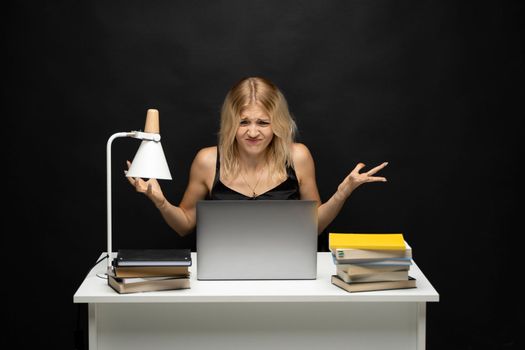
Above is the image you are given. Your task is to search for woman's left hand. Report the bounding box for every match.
[336,162,388,200]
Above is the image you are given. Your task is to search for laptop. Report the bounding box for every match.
[196,200,318,280]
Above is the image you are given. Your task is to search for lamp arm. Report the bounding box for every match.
[130,131,161,142]
[106,132,135,269]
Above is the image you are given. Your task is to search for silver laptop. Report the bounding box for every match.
[196,200,318,280]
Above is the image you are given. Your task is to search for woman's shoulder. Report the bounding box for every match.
[191,146,217,174]
[292,143,313,165]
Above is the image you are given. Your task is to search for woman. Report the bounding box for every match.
[127,77,387,237]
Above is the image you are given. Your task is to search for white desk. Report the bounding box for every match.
[74,252,439,350]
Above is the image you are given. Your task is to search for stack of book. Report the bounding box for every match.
[329,233,416,293]
[107,249,192,294]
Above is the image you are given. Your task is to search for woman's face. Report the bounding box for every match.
[235,104,274,156]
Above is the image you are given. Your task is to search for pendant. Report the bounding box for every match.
[252,192,257,198]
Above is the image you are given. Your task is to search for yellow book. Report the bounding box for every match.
[329,233,406,251]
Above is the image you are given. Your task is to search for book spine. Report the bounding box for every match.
[334,248,411,260]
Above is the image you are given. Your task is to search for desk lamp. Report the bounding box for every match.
[106,109,172,268]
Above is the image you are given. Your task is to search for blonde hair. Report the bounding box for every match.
[218,77,297,181]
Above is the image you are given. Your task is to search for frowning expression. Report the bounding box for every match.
[235,104,274,155]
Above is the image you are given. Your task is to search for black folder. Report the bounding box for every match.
[114,249,192,267]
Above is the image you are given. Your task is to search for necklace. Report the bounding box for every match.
[240,166,265,198]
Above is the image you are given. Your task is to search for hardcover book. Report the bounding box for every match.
[107,274,190,294]
[112,265,190,278]
[115,249,192,267]
[331,254,413,266]
[336,269,409,283]
[331,275,416,293]
[329,233,406,251]
[333,242,412,261]
[335,264,409,276]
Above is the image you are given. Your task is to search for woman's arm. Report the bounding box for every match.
[162,148,213,236]
[293,143,341,234]
[293,144,387,235]
[128,148,213,237]
[319,162,388,233]
[293,143,329,234]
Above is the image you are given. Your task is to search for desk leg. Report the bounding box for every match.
[417,302,426,350]
[88,304,98,350]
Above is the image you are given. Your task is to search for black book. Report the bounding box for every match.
[114,249,192,267]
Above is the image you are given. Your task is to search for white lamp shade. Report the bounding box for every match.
[126,140,172,180]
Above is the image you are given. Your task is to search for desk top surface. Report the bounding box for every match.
[74,252,439,303]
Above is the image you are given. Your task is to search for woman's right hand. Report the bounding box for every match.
[125,160,167,209]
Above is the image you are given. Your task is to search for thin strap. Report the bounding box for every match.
[286,161,297,181]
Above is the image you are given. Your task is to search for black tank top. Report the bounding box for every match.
[207,147,300,200]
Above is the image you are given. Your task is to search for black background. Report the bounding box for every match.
[4,1,523,349]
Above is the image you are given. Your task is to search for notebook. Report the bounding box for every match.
[114,249,192,267]
[196,200,318,280]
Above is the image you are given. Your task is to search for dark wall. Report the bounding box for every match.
[5,1,522,349]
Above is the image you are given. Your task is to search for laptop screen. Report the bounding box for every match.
[196,200,318,280]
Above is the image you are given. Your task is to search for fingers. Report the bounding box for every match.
[125,171,135,186]
[367,176,387,183]
[365,162,388,182]
[366,162,388,176]
[125,160,135,184]
[348,162,388,184]
[125,160,145,191]
[135,178,146,192]
[124,161,157,194]
[352,163,366,173]
[127,175,148,193]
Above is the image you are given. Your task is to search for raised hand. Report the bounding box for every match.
[336,162,388,199]
[125,160,167,209]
